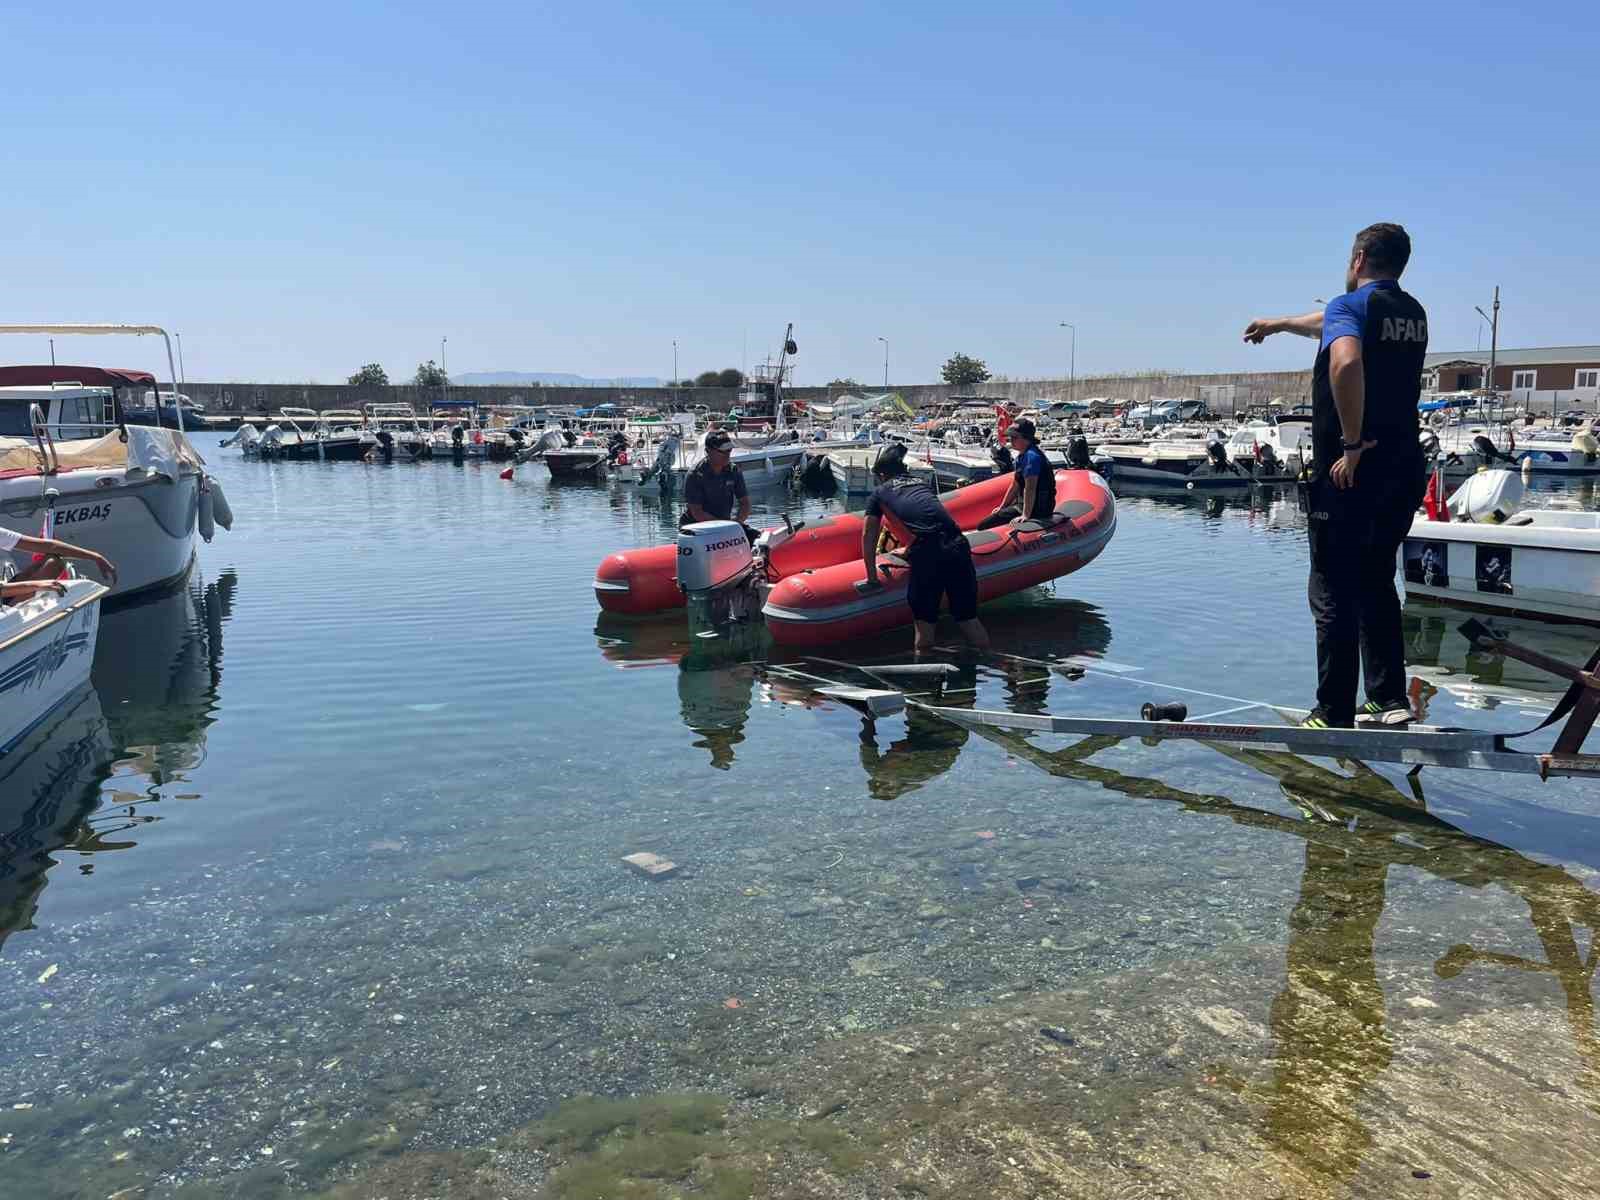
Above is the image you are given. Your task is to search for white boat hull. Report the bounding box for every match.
[1400,514,1600,625]
[0,579,105,754]
[0,471,198,600]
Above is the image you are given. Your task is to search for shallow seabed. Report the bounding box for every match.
[1,450,1597,1199]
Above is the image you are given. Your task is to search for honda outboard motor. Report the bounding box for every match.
[677,520,761,637]
[1065,435,1091,471]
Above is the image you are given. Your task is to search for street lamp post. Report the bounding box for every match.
[877,337,888,388]
[49,337,54,366]
[175,332,187,387]
[1058,322,1076,403]
[441,336,448,404]
[1474,286,1500,400]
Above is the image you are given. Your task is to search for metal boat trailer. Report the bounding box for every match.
[768,621,1600,781]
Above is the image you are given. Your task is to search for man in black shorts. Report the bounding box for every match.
[862,443,989,653]
[1244,222,1429,728]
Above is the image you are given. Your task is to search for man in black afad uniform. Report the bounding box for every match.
[681,430,755,540]
[1244,223,1429,728]
[862,443,989,653]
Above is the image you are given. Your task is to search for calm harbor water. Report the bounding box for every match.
[2,444,1598,1199]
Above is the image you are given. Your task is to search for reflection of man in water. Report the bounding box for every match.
[677,665,754,771]
[1266,829,1392,1182]
[857,667,976,800]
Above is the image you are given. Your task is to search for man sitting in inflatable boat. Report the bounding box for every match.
[979,418,1056,529]
[681,430,758,543]
[861,443,990,653]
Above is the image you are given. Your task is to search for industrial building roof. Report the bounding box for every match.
[1425,345,1600,368]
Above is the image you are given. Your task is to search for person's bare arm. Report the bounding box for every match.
[861,516,882,586]
[1243,310,1325,343]
[2,578,67,601]
[8,534,116,584]
[686,503,712,523]
[737,494,751,524]
[1327,337,1373,488]
[991,477,1019,517]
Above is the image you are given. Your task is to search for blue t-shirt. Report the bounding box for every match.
[1011,445,1056,518]
[1312,279,1428,465]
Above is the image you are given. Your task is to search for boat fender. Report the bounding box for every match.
[198,483,216,543]
[209,477,235,531]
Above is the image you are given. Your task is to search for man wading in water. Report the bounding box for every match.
[1243,223,1429,729]
[861,443,989,653]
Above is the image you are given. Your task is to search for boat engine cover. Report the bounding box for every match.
[1448,467,1525,524]
[678,521,753,592]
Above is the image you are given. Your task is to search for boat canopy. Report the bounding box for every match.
[0,365,157,389]
[0,424,205,477]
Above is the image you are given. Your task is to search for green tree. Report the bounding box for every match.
[828,377,861,390]
[716,368,744,389]
[940,353,991,387]
[347,363,389,387]
[694,370,722,387]
[413,360,449,388]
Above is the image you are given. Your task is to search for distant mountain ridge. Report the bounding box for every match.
[453,371,666,388]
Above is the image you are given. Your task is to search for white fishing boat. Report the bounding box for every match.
[0,351,229,600]
[1401,468,1600,625]
[1094,435,1252,490]
[1224,413,1312,481]
[824,444,936,494]
[364,403,435,460]
[0,576,107,755]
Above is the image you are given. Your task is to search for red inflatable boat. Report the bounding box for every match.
[761,470,1115,647]
[593,471,1021,615]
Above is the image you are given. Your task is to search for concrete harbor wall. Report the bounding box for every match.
[182,368,1311,420]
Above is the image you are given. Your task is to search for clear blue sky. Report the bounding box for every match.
[7,2,1595,386]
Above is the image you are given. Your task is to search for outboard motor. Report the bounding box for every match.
[1448,468,1525,524]
[450,424,466,460]
[260,424,284,457]
[1205,436,1233,473]
[1418,430,1440,459]
[991,444,1014,472]
[641,434,681,488]
[677,521,761,636]
[1572,429,1599,464]
[1471,433,1510,464]
[506,428,526,448]
[1065,435,1092,471]
[374,429,395,462]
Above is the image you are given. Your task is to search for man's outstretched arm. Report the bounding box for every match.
[1243,310,1325,343]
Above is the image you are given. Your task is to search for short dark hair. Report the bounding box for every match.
[1009,418,1037,442]
[1352,223,1411,277]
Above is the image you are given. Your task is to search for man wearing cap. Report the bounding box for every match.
[862,443,989,652]
[682,430,752,536]
[979,417,1057,529]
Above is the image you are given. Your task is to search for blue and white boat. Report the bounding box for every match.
[0,577,107,755]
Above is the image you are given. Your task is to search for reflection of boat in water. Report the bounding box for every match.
[0,685,115,950]
[94,569,233,780]
[0,571,234,948]
[1402,600,1599,714]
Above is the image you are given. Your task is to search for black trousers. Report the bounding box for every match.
[1305,453,1427,724]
